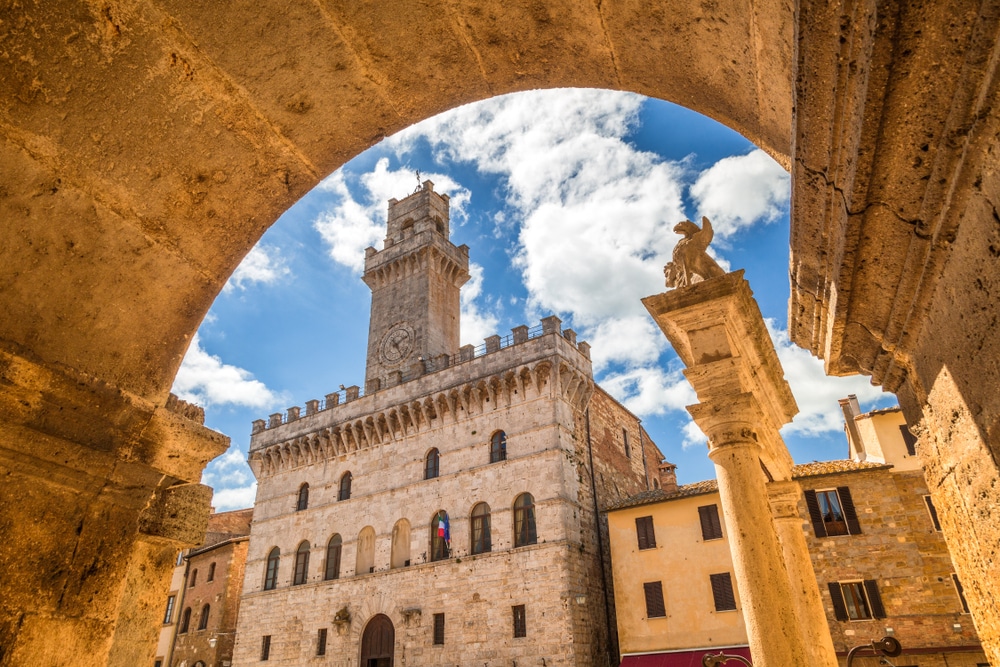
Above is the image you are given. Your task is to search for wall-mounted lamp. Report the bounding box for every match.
[575,595,587,605]
[209,637,218,648]
[884,628,894,636]
[953,623,962,633]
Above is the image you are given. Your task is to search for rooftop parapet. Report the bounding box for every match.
[250,316,592,441]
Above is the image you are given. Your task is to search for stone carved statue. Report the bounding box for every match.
[663,216,726,288]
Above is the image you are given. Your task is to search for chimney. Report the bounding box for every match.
[838,394,865,461]
[657,460,678,494]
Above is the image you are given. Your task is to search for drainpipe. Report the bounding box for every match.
[586,408,616,667]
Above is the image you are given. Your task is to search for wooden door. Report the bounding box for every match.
[360,614,394,667]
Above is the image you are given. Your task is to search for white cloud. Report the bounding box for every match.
[598,366,696,418]
[460,263,500,345]
[224,244,291,292]
[172,334,285,409]
[587,316,667,373]
[766,321,890,437]
[314,159,471,273]
[392,90,686,333]
[690,149,790,238]
[211,482,258,511]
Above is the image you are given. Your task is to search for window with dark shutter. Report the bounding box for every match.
[806,488,860,537]
[710,573,736,611]
[261,635,271,661]
[698,504,723,541]
[643,581,666,618]
[317,628,327,656]
[198,604,210,630]
[839,487,862,535]
[293,541,310,585]
[512,605,526,638]
[953,574,970,613]
[297,483,309,511]
[863,579,885,618]
[899,425,918,456]
[635,516,655,550]
[828,582,849,621]
[433,613,445,645]
[924,495,942,531]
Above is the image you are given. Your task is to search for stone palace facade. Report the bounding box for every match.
[231,182,664,667]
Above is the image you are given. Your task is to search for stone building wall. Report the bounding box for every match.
[233,328,661,667]
[796,467,982,658]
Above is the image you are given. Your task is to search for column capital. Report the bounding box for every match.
[767,480,804,520]
[687,393,762,453]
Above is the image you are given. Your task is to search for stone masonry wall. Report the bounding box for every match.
[798,468,983,657]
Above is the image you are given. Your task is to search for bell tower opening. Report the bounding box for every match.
[362,180,470,391]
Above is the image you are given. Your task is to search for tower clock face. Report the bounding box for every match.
[379,324,415,365]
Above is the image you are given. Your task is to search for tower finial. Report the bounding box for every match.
[414,169,422,194]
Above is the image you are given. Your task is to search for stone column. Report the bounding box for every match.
[689,397,810,666]
[644,271,836,667]
[767,480,838,667]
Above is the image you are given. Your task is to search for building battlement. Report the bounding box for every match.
[248,316,593,475]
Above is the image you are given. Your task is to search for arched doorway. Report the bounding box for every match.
[360,614,395,667]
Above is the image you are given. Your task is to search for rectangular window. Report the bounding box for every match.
[163,595,175,624]
[698,504,724,541]
[317,628,327,656]
[710,573,737,611]
[154,660,163,667]
[261,635,271,661]
[433,613,445,645]
[828,580,886,620]
[953,574,970,614]
[623,428,631,458]
[924,495,942,531]
[635,516,656,550]
[805,487,862,537]
[643,581,666,618]
[512,605,526,638]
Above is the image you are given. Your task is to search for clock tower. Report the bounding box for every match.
[362,180,470,391]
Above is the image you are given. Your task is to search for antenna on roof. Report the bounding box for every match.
[414,169,422,194]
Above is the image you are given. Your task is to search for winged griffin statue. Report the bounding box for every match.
[663,216,726,288]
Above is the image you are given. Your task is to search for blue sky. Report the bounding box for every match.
[173,89,893,510]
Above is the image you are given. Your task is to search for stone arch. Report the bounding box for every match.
[4,1,1000,663]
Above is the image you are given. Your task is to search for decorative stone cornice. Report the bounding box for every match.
[249,355,593,478]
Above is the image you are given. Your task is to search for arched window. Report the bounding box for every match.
[356,526,376,574]
[297,483,309,511]
[430,511,450,562]
[179,607,192,634]
[471,502,492,554]
[391,519,411,568]
[513,493,538,547]
[490,431,507,463]
[293,541,311,585]
[339,472,353,501]
[425,448,440,480]
[198,604,210,630]
[189,569,198,587]
[324,534,342,580]
[207,562,216,582]
[264,547,280,590]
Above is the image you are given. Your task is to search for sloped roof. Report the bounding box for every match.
[606,459,892,512]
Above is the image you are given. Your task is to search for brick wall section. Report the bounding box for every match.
[797,468,982,657]
[172,538,249,667]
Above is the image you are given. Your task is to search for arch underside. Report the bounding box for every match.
[0,0,792,400]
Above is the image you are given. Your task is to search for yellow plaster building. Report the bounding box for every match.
[606,401,989,667]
